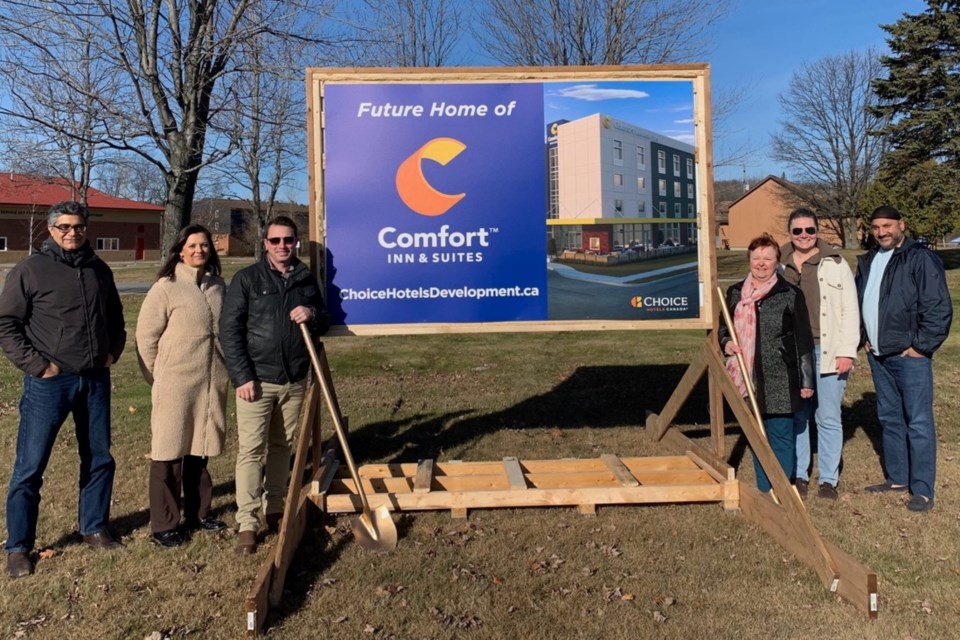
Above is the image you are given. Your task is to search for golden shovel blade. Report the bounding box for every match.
[351,504,398,551]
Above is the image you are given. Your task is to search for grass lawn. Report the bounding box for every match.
[0,250,958,639]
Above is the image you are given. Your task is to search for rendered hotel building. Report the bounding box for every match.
[546,113,697,253]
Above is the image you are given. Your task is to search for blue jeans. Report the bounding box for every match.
[753,414,798,493]
[794,345,848,487]
[867,352,937,498]
[5,369,115,553]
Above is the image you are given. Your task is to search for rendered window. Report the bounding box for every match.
[687,183,694,199]
[657,150,666,173]
[687,158,694,176]
[638,201,646,213]
[613,139,623,163]
[614,199,623,214]
[658,202,666,215]
[637,176,645,190]
[674,203,681,215]
[637,146,646,169]
[614,173,623,187]
[688,204,695,216]
[673,182,680,198]
[673,155,680,176]
[658,179,666,196]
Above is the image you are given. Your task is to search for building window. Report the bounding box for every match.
[658,179,667,196]
[674,203,681,215]
[688,204,695,217]
[637,146,646,169]
[673,155,680,177]
[0,237,6,251]
[613,139,623,164]
[687,158,694,176]
[658,202,666,215]
[636,176,645,191]
[613,173,623,188]
[614,199,623,215]
[687,183,694,199]
[97,238,119,251]
[657,150,666,173]
[638,201,646,213]
[688,223,698,243]
[673,182,681,198]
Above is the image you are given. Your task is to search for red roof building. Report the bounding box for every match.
[0,173,163,262]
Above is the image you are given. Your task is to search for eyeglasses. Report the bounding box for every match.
[266,236,296,246]
[791,227,817,236]
[51,223,87,234]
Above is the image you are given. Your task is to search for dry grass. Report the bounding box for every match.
[0,251,959,639]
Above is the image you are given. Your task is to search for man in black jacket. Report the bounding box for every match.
[857,206,952,512]
[0,201,126,578]
[220,216,329,554]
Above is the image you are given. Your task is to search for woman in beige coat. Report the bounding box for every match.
[136,224,229,548]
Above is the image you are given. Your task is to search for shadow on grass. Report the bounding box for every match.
[45,480,236,548]
[341,364,713,466]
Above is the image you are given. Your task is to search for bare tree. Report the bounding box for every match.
[474,0,729,66]
[771,49,889,248]
[0,0,335,252]
[344,0,464,66]
[0,9,116,204]
[96,152,167,204]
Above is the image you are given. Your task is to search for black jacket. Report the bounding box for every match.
[855,238,952,357]
[719,274,815,415]
[0,239,126,376]
[220,255,329,387]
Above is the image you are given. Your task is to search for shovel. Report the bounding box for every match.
[300,323,398,551]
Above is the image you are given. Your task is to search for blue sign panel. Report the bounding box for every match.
[324,83,547,325]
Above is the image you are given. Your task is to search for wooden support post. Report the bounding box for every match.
[601,454,641,487]
[503,456,527,490]
[414,459,435,494]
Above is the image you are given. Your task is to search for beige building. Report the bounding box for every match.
[723,175,840,250]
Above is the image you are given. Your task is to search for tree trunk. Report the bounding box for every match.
[841,216,860,249]
[162,172,199,255]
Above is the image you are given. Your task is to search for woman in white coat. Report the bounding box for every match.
[136,224,229,547]
[781,209,860,500]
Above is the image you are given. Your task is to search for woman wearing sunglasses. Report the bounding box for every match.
[780,209,860,500]
[136,224,229,547]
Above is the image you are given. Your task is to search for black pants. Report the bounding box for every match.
[149,456,212,533]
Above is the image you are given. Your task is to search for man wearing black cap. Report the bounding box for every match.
[856,205,952,512]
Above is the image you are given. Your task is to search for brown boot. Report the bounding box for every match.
[7,552,33,578]
[236,530,257,555]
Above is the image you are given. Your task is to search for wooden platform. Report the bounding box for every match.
[309,453,739,518]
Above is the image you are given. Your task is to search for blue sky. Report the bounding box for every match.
[707,0,927,181]
[543,81,695,145]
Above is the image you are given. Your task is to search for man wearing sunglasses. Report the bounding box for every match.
[0,201,126,578]
[220,216,329,554]
[781,209,859,501]
[856,206,952,512]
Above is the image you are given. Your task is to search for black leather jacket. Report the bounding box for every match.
[0,239,125,376]
[220,255,329,387]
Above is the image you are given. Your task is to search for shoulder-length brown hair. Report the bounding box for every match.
[157,224,221,282]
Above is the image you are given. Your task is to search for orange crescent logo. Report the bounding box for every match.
[396,137,466,216]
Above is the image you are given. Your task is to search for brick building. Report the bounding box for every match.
[0,173,163,263]
[192,198,309,256]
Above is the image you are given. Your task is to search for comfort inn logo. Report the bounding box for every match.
[395,137,466,216]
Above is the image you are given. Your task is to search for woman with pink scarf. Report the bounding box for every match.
[719,234,815,494]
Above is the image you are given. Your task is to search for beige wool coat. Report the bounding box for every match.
[136,262,228,461]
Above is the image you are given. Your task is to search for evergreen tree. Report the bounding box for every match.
[871,1,960,175]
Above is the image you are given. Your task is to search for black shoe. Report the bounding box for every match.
[186,517,227,532]
[795,479,809,499]
[865,481,909,493]
[151,530,185,548]
[265,512,282,534]
[817,483,839,500]
[7,552,33,578]
[82,530,122,550]
[907,495,934,512]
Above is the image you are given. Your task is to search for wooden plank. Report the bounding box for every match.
[323,483,729,513]
[658,428,735,479]
[578,504,597,516]
[684,451,726,484]
[269,498,308,607]
[503,457,527,490]
[243,555,274,637]
[413,459,434,494]
[601,454,641,487]
[740,486,878,617]
[451,507,468,519]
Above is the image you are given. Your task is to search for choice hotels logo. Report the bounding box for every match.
[395,137,466,216]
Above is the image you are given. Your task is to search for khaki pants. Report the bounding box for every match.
[234,380,306,532]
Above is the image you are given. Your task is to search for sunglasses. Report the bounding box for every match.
[266,236,296,246]
[51,223,86,234]
[791,227,817,236]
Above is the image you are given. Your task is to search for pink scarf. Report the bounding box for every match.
[726,274,778,396]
